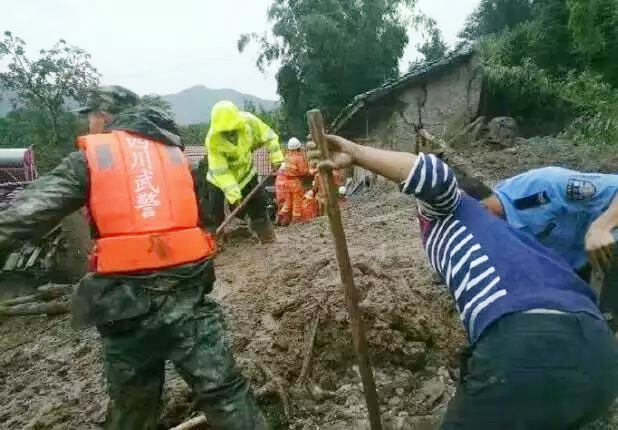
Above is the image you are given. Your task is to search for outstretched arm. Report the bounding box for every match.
[0,151,89,251]
[309,135,461,218]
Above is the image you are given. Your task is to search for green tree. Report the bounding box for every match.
[179,123,210,148]
[0,31,99,171]
[238,0,416,134]
[458,0,533,44]
[416,18,448,63]
[566,0,618,86]
[469,0,618,144]
[0,31,99,146]
[243,99,285,137]
[141,94,173,115]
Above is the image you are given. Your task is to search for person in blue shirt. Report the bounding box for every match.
[481,167,618,315]
[309,134,618,429]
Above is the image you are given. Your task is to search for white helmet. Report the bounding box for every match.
[288,137,302,150]
[338,186,347,195]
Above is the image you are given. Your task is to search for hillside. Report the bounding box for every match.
[0,86,277,125]
[162,85,277,125]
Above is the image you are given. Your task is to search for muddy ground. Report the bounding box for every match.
[1,137,618,429]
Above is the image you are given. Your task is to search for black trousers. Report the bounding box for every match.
[577,262,618,316]
[441,312,618,430]
[204,175,269,234]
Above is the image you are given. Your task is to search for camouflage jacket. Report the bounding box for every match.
[0,106,215,329]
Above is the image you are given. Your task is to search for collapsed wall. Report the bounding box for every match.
[334,51,484,187]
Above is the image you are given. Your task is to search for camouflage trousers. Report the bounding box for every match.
[98,293,268,430]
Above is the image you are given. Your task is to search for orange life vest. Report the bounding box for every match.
[77,131,216,274]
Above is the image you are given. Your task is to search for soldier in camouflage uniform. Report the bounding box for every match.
[0,86,268,430]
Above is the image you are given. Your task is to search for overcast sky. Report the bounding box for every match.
[1,0,479,100]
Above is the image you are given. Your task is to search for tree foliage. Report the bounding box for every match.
[0,32,99,145]
[0,32,99,172]
[239,0,417,135]
[243,99,291,139]
[141,94,173,115]
[458,0,534,44]
[416,18,448,63]
[179,123,209,148]
[466,0,618,144]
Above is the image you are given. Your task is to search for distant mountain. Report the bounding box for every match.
[0,85,278,125]
[162,86,277,125]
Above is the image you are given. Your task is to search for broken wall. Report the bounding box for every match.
[357,55,483,153]
[341,55,483,187]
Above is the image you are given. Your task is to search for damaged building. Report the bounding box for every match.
[331,48,484,185]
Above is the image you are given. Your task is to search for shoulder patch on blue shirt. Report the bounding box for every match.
[566,177,597,201]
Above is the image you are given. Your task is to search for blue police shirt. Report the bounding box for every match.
[495,167,618,270]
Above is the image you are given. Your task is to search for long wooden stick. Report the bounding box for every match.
[307,109,383,430]
[216,172,274,236]
[168,415,207,430]
[418,128,485,179]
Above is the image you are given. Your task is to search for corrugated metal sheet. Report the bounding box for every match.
[0,147,38,182]
[184,146,206,166]
[184,145,299,178]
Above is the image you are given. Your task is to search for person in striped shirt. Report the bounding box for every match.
[309,134,618,429]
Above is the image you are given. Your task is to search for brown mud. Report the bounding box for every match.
[1,138,618,429]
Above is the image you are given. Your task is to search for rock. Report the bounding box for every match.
[310,384,336,401]
[388,396,402,407]
[326,419,370,430]
[335,310,347,322]
[336,384,354,395]
[24,399,70,430]
[415,377,447,411]
[487,117,517,146]
[403,415,441,430]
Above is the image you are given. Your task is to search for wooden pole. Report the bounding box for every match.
[417,128,485,180]
[307,109,383,430]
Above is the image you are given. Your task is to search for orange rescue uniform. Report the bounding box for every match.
[311,168,344,209]
[78,131,216,274]
[300,189,319,222]
[274,170,291,225]
[279,150,309,223]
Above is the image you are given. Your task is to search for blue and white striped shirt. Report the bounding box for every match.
[402,153,602,343]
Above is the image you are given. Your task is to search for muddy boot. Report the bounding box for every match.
[250,218,276,243]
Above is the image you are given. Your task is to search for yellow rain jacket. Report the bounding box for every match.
[205,101,284,204]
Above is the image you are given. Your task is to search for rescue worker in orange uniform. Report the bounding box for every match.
[306,142,346,215]
[0,86,268,430]
[300,188,320,222]
[279,137,310,223]
[274,162,291,225]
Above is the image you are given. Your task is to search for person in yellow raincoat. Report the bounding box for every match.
[205,100,284,242]
[279,137,310,223]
